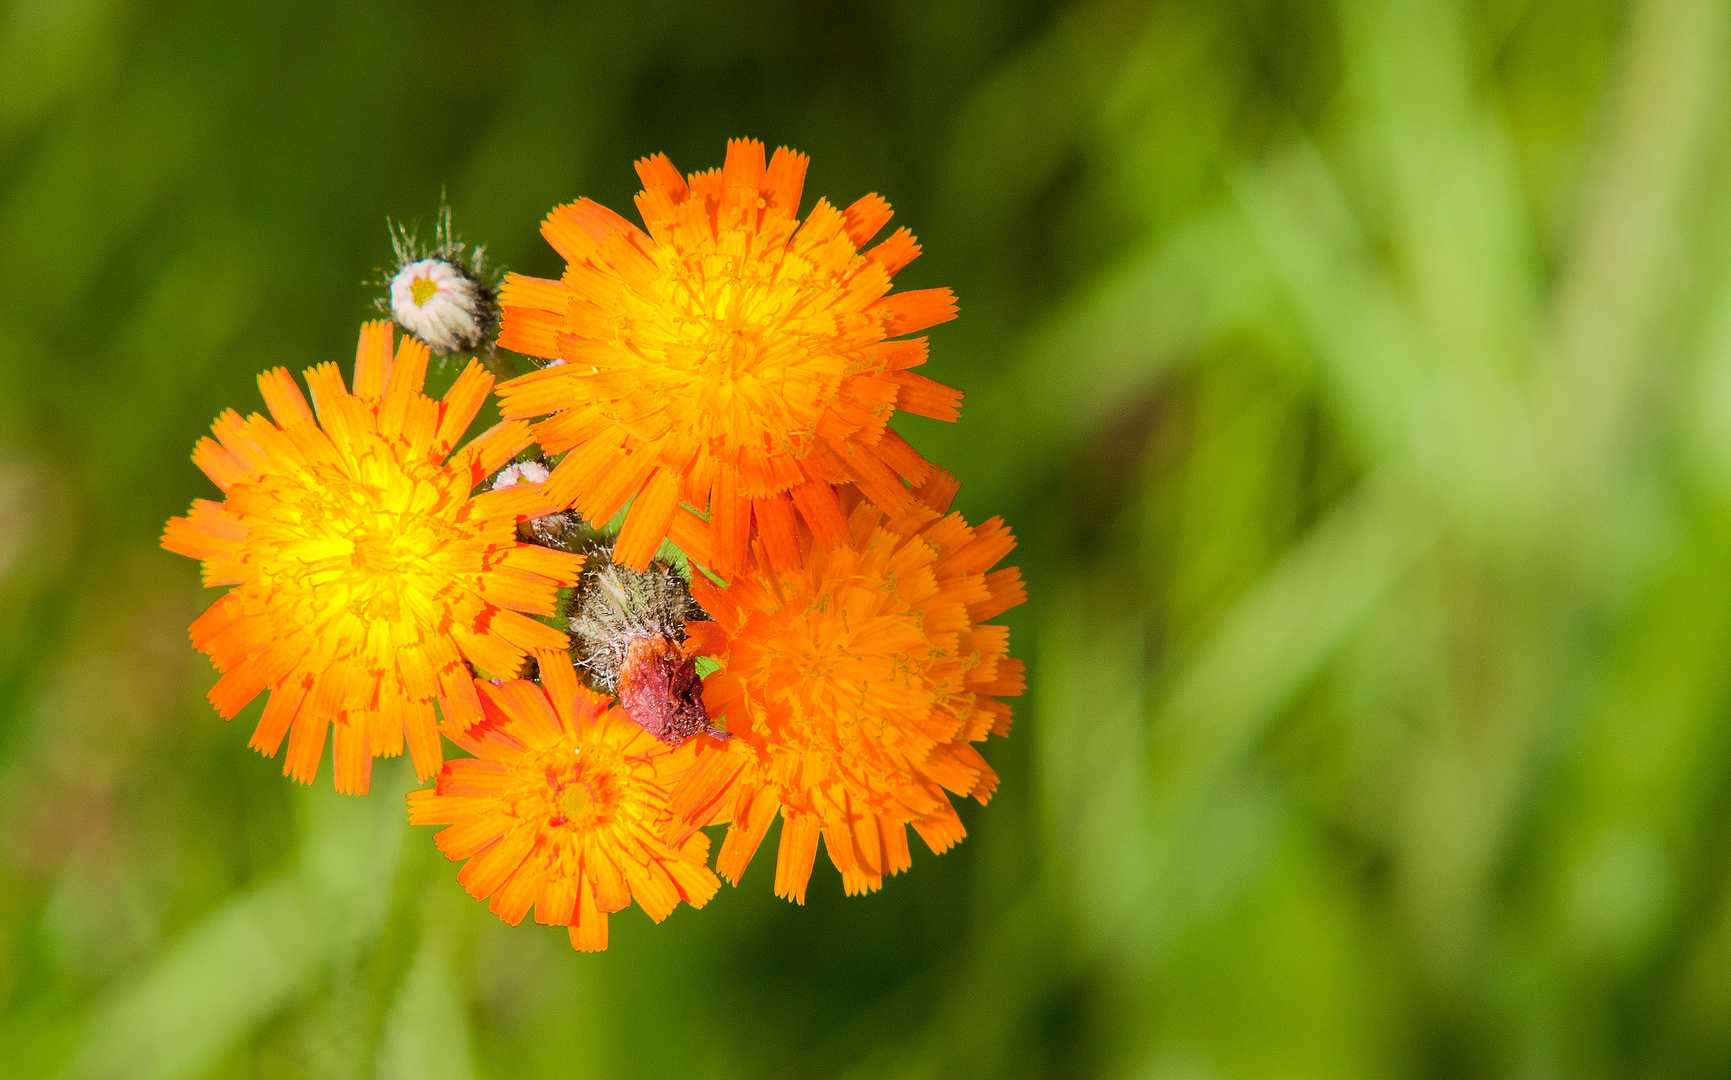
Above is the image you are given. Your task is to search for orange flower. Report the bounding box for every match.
[496,138,963,573]
[669,473,1026,902]
[408,654,720,950]
[162,322,583,794]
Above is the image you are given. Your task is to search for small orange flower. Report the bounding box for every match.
[408,654,720,951]
[496,138,963,573]
[162,322,583,794]
[669,473,1026,902]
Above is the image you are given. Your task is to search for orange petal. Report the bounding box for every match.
[257,367,314,427]
[614,466,682,570]
[841,193,892,248]
[353,320,394,399]
[774,811,821,905]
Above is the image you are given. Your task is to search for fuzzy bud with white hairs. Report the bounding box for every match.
[377,201,500,356]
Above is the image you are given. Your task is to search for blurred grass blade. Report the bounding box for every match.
[0,0,125,148]
[372,917,476,1080]
[1232,144,1434,467]
[63,761,411,1080]
[1035,580,1150,957]
[937,0,1152,255]
[1146,482,1428,922]
[1543,0,1728,500]
[62,878,322,1080]
[962,206,1279,507]
[1344,0,1538,384]
[1233,145,1540,545]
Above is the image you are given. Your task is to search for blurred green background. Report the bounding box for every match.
[4,0,1730,1075]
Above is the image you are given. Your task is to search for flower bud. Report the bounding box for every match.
[492,460,550,489]
[377,203,500,355]
[492,460,585,551]
[391,258,493,354]
[568,553,727,746]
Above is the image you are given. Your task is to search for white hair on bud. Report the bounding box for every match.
[569,552,701,692]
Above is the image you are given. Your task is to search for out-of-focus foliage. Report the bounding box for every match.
[2,0,1730,1075]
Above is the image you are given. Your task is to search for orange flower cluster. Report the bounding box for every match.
[164,140,1023,949]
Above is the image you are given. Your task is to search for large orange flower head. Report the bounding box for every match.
[162,322,584,795]
[408,654,720,951]
[670,473,1026,903]
[496,138,964,574]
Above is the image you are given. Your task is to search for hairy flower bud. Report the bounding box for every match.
[493,459,586,551]
[377,203,500,355]
[391,258,491,354]
[568,553,726,746]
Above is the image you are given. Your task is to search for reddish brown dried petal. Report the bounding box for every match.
[618,634,728,746]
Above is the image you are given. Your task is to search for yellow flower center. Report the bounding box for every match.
[611,227,848,456]
[410,275,440,306]
[253,448,461,634]
[508,747,622,832]
[559,776,616,823]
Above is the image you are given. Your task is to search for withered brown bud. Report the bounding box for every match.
[517,510,584,550]
[617,633,725,745]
